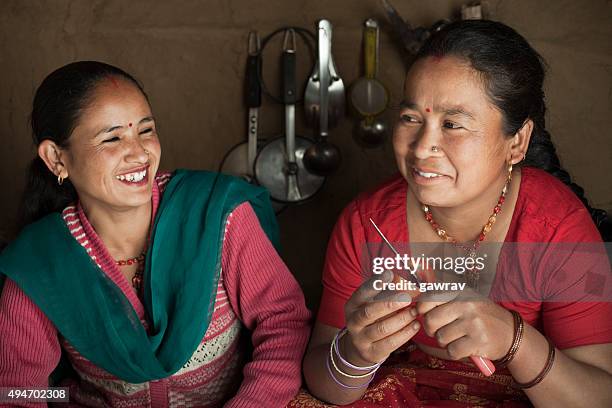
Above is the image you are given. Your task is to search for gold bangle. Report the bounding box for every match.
[494,310,524,368]
[513,337,556,389]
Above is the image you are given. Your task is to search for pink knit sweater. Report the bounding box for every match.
[0,172,312,407]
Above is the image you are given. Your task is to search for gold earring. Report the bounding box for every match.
[506,162,513,183]
[57,173,64,186]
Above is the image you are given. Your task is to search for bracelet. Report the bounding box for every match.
[513,337,556,389]
[334,328,382,372]
[329,332,380,379]
[325,353,373,389]
[494,310,524,368]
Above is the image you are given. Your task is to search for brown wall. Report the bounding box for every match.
[1,0,611,310]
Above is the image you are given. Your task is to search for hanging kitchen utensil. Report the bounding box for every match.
[304,54,320,126]
[255,29,325,203]
[303,20,345,129]
[380,0,450,57]
[219,31,287,214]
[281,30,301,202]
[257,26,317,104]
[380,0,428,55]
[327,35,346,128]
[219,31,261,183]
[350,19,389,148]
[303,20,342,176]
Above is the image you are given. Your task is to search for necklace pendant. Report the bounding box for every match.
[132,275,142,291]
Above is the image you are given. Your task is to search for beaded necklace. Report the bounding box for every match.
[421,170,512,288]
[115,252,146,291]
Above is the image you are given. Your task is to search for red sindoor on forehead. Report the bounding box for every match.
[109,76,119,87]
[425,108,431,112]
[128,123,133,127]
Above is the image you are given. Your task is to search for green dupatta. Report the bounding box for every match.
[0,170,279,383]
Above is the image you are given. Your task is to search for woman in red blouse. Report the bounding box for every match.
[297,20,612,407]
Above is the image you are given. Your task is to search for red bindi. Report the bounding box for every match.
[128,123,132,127]
[425,108,431,112]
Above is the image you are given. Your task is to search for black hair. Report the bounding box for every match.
[19,61,147,228]
[415,20,607,227]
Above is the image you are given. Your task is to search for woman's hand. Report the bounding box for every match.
[416,289,514,361]
[342,270,421,366]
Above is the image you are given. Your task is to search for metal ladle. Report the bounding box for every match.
[356,116,387,147]
[350,19,389,148]
[303,20,342,176]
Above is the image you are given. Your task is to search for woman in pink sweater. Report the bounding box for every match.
[0,61,312,407]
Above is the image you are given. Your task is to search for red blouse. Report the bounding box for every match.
[317,167,612,350]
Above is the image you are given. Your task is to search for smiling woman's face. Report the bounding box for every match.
[60,77,161,212]
[393,55,513,208]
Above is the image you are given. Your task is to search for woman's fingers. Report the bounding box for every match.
[347,292,412,332]
[346,270,393,310]
[432,317,466,347]
[367,318,421,362]
[445,335,473,360]
[361,306,418,343]
[421,301,462,337]
[415,290,459,315]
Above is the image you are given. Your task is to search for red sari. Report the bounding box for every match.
[290,167,612,407]
[290,345,528,407]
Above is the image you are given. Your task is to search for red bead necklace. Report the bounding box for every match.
[421,171,512,288]
[115,252,146,291]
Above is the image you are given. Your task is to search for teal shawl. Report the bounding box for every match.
[0,170,279,383]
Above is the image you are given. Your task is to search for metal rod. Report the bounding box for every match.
[369,218,422,285]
